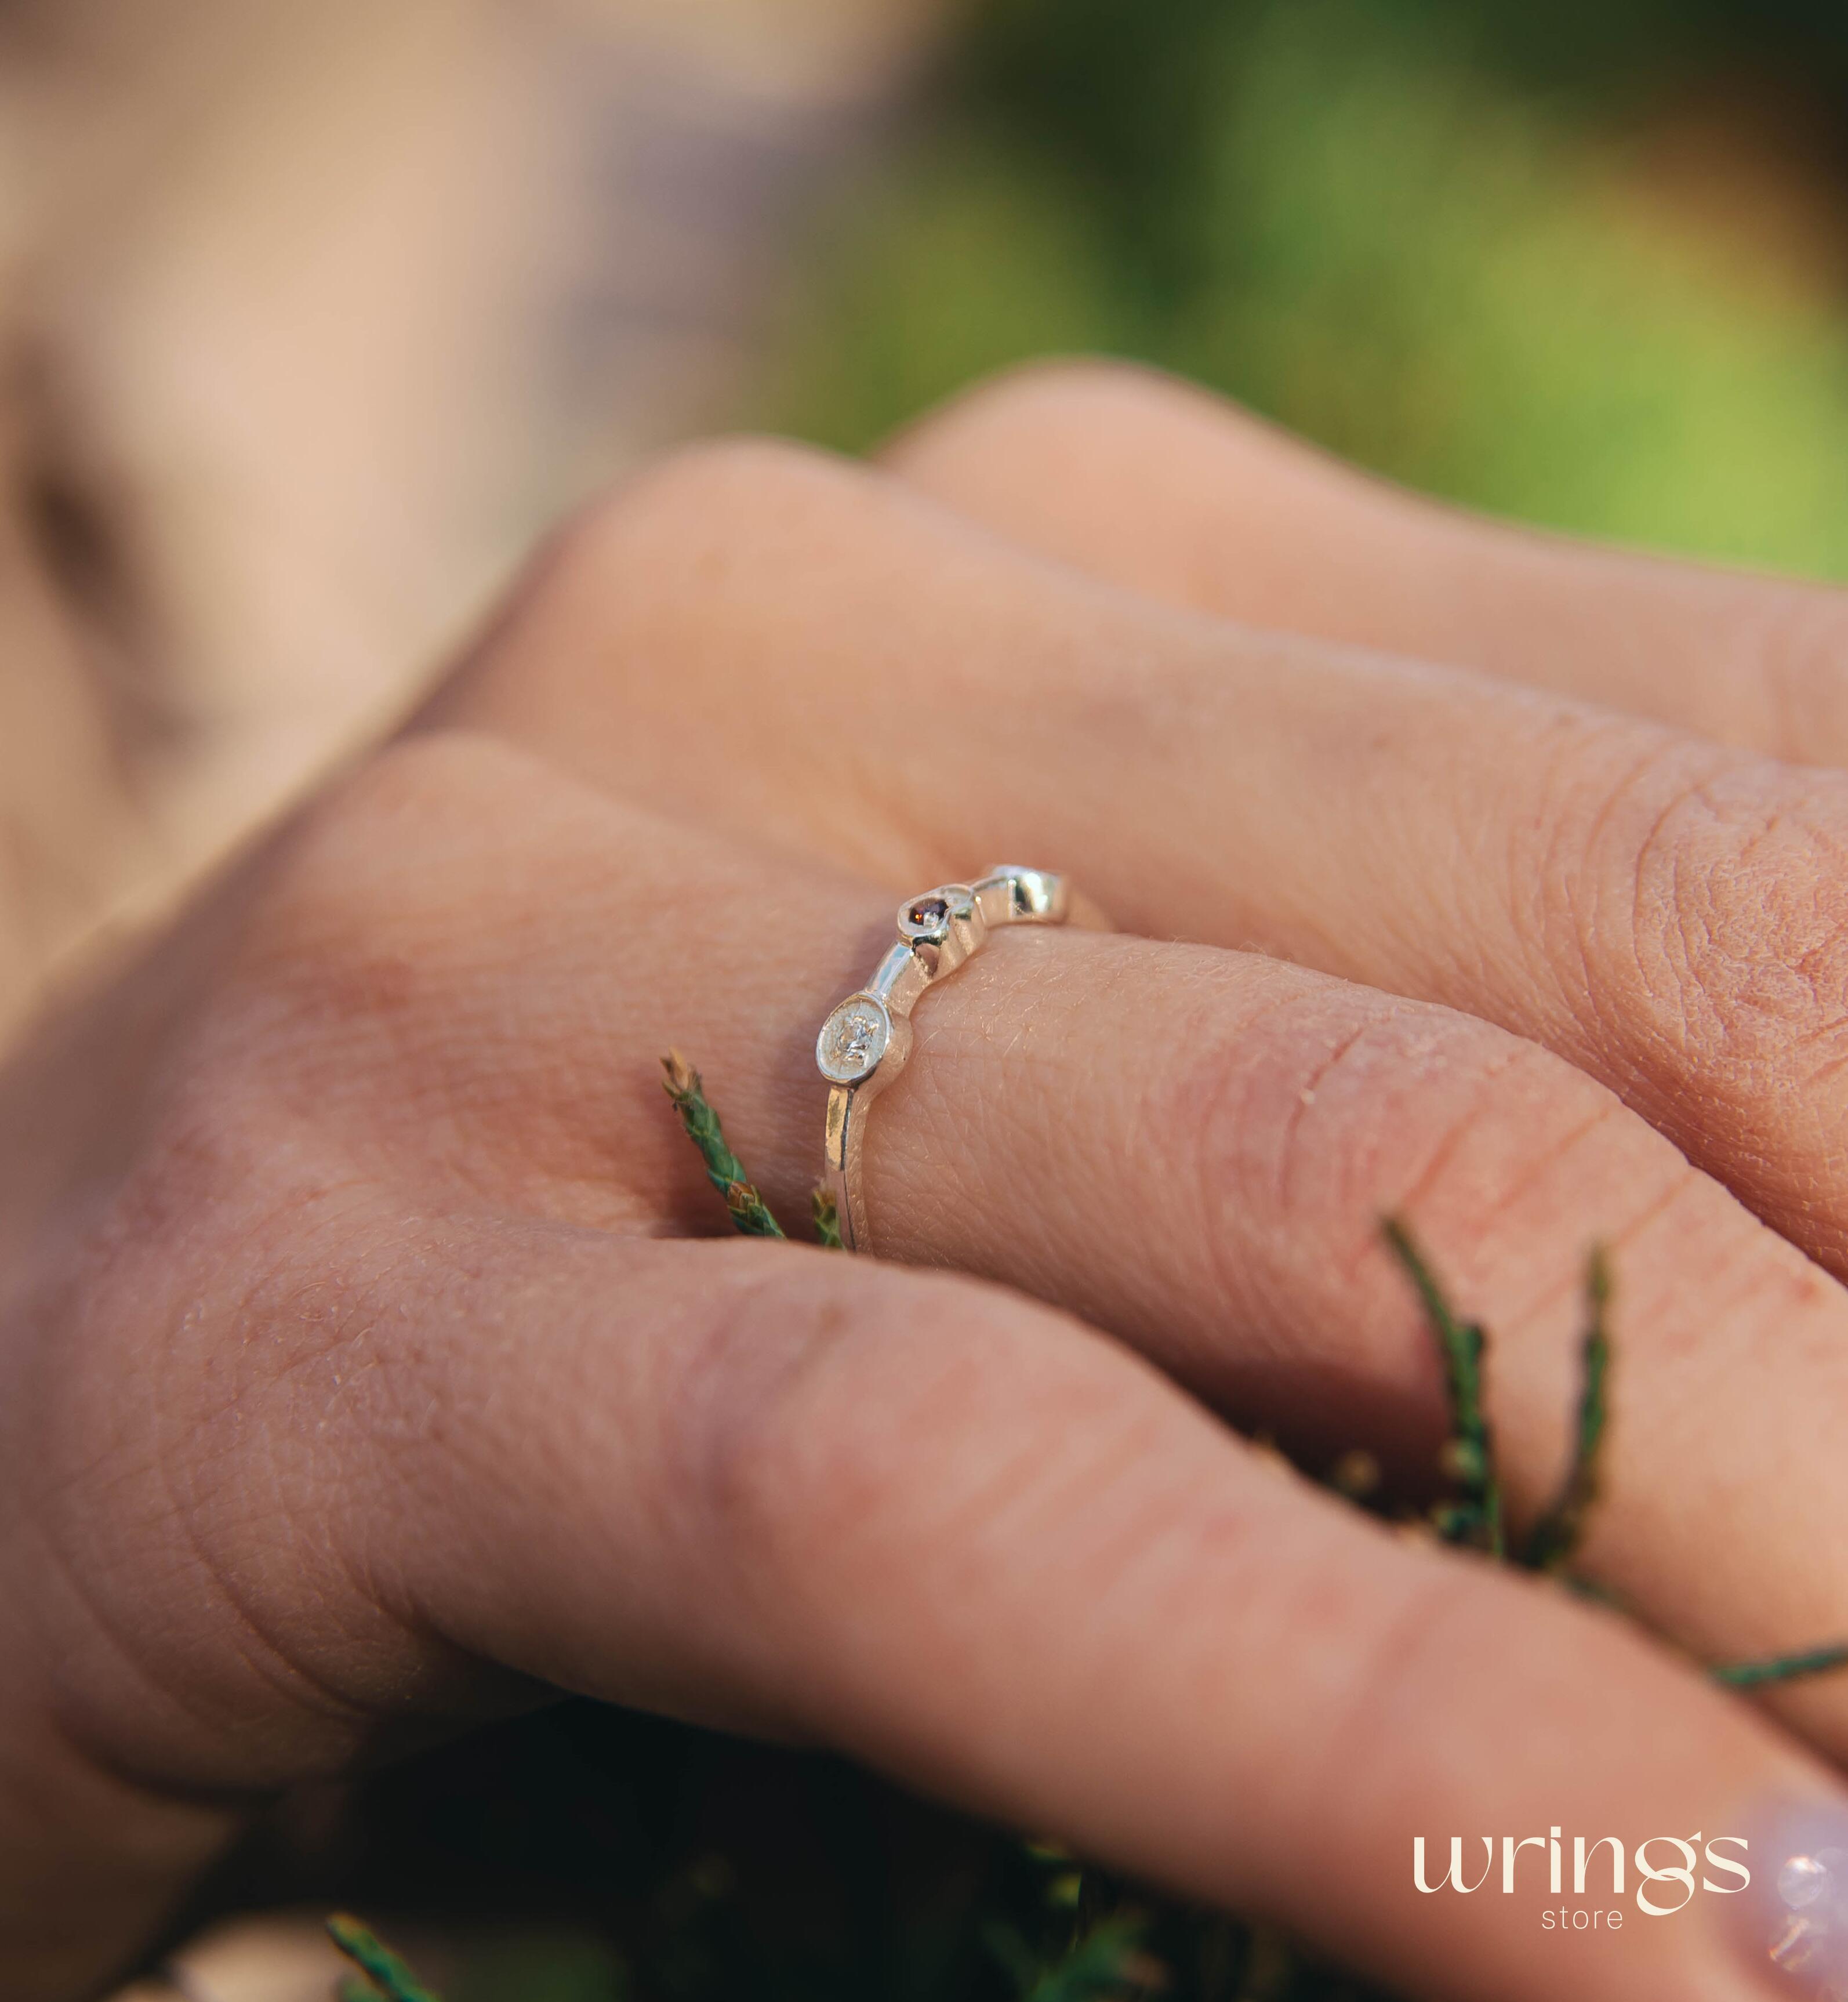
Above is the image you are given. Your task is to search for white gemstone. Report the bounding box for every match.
[817,998,891,1084]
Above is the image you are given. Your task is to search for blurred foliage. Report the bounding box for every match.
[756,0,1848,575]
[281,1702,1389,2002]
[295,1645,1411,2000]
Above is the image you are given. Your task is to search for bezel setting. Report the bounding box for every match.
[815,992,894,1086]
[817,866,1094,1253]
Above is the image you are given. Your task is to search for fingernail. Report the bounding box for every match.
[1727,1804,1848,1998]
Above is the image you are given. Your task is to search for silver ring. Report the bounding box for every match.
[816,866,1097,1255]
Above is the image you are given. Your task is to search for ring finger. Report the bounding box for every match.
[425,437,1848,1288]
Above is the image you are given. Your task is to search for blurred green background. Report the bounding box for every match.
[754,0,1848,578]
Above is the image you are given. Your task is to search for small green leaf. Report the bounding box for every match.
[1712,1644,1848,1691]
[661,1051,786,1239]
[326,1916,443,2002]
[1382,1218,1504,1559]
[1522,1248,1611,1574]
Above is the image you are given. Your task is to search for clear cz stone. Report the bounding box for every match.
[817,998,891,1084]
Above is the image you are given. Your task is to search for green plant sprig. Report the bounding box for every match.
[1713,1644,1848,1689]
[1519,1246,1610,1575]
[326,1916,443,2002]
[1379,1220,1504,1559]
[1383,1218,1846,1692]
[1025,1918,1163,2001]
[660,1051,785,1238]
[662,1050,843,1245]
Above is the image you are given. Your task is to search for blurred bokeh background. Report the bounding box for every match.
[11,0,1848,1045]
[758,0,1848,571]
[4,1,1845,1991]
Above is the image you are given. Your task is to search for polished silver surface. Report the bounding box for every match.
[816,866,1097,1255]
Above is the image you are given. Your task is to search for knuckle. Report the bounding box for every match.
[894,356,1197,462]
[62,741,543,1247]
[257,730,551,974]
[28,1187,414,1775]
[891,356,1323,506]
[668,1264,974,1573]
[665,1260,1102,1606]
[1175,973,1665,1340]
[318,724,544,838]
[230,735,719,1212]
[547,434,862,597]
[456,437,874,733]
[206,732,578,1129]
[1183,982,1551,1246]
[1735,584,1848,765]
[1566,743,1848,1087]
[1304,1556,1495,1804]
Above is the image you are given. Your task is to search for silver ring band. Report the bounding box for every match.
[816,866,1092,1255]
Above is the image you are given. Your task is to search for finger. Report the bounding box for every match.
[424,440,1848,1286]
[240,737,1848,1766]
[48,1193,1846,2002]
[885,359,1848,767]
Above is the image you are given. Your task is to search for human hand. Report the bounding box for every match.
[9,365,1848,2002]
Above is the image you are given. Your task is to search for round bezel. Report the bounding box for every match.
[896,883,976,945]
[815,992,895,1086]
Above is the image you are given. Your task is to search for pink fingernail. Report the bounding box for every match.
[1729,1805,1848,1997]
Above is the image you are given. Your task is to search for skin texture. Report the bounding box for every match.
[7,368,1848,1999]
[883,361,1848,765]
